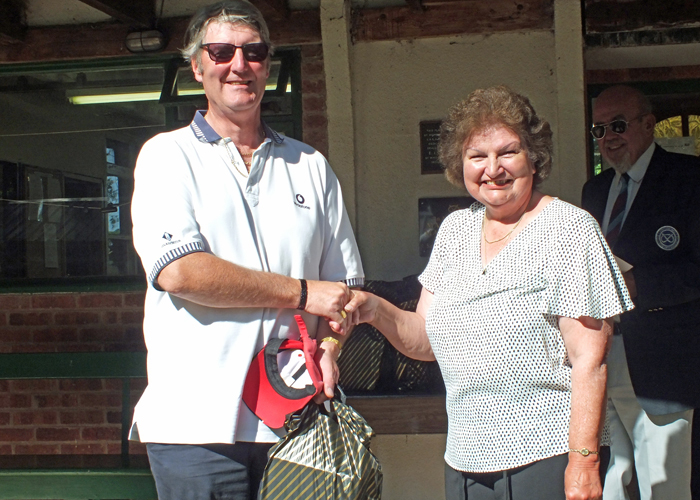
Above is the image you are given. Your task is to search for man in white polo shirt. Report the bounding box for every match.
[129,2,364,499]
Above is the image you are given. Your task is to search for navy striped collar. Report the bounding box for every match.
[190,110,284,145]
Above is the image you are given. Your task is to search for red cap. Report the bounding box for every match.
[242,315,323,428]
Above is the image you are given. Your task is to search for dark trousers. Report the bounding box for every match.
[146,442,274,500]
[445,449,610,500]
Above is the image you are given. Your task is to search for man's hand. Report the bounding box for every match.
[327,290,380,334]
[312,340,341,403]
[564,458,602,500]
[304,280,352,327]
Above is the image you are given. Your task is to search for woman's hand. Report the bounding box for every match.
[564,459,602,500]
[327,290,380,334]
[343,290,381,327]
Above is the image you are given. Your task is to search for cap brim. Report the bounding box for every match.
[243,338,319,428]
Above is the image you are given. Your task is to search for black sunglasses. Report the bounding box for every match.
[590,114,646,139]
[200,42,269,63]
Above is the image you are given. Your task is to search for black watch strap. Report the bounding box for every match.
[296,279,307,310]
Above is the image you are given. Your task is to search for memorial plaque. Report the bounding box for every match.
[420,120,443,174]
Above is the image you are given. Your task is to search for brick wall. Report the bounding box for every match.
[0,291,148,466]
[301,43,329,158]
[1,292,145,354]
[0,44,329,466]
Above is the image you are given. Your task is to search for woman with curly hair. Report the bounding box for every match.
[343,86,633,499]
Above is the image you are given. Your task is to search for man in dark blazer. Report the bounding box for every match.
[582,85,700,500]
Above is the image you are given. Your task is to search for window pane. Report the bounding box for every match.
[689,115,700,156]
[0,63,167,282]
[654,115,683,139]
[0,50,301,287]
[655,115,699,157]
[592,140,603,176]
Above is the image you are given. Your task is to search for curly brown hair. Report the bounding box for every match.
[438,85,553,189]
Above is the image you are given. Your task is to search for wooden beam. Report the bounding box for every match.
[0,10,321,64]
[585,0,700,34]
[253,0,290,21]
[347,395,447,434]
[0,22,137,63]
[586,66,700,85]
[0,0,26,44]
[404,0,425,14]
[585,26,700,48]
[352,0,554,42]
[75,0,155,28]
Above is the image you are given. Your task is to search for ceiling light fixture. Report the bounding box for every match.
[69,92,161,105]
[67,88,205,105]
[125,30,167,53]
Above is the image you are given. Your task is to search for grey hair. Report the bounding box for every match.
[181,0,274,68]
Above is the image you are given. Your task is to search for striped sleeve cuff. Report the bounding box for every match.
[149,242,204,289]
[344,277,365,288]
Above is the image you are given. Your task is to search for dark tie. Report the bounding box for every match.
[606,173,630,247]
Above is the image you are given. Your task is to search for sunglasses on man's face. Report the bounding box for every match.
[200,42,269,64]
[590,114,646,140]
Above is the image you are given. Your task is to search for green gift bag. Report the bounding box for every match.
[258,395,382,499]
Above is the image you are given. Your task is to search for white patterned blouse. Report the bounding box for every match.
[419,198,633,473]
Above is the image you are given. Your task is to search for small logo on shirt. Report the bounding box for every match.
[655,225,679,251]
[160,232,180,247]
[294,193,310,210]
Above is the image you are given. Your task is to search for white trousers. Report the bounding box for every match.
[603,335,693,500]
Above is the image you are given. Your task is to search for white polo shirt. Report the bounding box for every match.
[130,111,364,444]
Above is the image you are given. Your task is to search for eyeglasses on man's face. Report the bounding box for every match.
[200,42,269,64]
[590,114,646,140]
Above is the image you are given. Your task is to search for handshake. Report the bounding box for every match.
[301,279,376,336]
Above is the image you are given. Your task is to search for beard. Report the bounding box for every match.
[602,152,633,175]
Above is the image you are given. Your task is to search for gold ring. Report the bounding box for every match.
[340,310,347,319]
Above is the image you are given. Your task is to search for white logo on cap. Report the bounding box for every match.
[278,350,312,389]
[655,225,680,251]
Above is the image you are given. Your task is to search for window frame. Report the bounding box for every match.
[0,49,302,293]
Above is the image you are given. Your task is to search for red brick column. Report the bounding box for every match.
[301,43,329,158]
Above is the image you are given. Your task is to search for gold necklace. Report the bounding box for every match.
[222,139,249,176]
[240,151,253,168]
[481,210,526,244]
